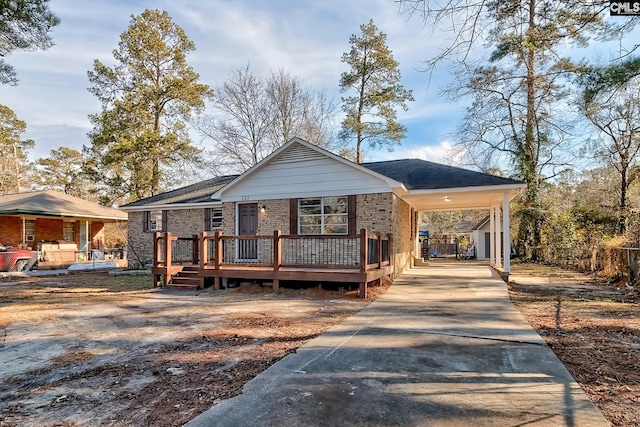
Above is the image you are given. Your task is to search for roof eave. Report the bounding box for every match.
[408,183,526,197]
[1,210,127,221]
[119,200,222,212]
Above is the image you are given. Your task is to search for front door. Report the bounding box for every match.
[238,203,258,260]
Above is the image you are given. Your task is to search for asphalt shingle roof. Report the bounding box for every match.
[361,159,521,190]
[0,190,127,220]
[120,175,239,207]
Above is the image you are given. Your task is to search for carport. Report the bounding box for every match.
[404,184,524,274]
[363,160,526,275]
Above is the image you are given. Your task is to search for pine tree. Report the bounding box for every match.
[339,20,413,164]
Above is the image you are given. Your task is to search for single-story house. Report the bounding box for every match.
[0,190,128,267]
[120,137,525,296]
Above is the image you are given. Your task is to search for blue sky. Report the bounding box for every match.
[0,0,634,169]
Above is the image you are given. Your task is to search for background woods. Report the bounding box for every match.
[1,4,639,283]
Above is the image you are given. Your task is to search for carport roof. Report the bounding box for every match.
[361,159,521,190]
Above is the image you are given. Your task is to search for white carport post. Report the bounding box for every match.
[503,192,511,273]
[489,205,496,267]
[490,205,495,267]
[494,203,502,269]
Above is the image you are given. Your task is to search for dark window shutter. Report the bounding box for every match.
[289,198,298,235]
[409,208,418,241]
[348,195,356,235]
[204,208,211,231]
[162,210,168,232]
[143,211,149,232]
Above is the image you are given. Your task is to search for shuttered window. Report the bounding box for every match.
[207,207,223,230]
[298,196,348,235]
[144,210,166,232]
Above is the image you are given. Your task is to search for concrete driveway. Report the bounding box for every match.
[186,263,608,427]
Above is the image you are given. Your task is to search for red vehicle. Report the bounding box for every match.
[0,242,38,272]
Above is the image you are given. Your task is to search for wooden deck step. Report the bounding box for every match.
[166,282,200,291]
[167,266,202,290]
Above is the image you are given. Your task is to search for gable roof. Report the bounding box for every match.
[361,159,521,190]
[211,138,403,200]
[120,175,238,209]
[0,190,127,221]
[471,215,491,230]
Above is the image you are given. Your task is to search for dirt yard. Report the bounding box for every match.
[0,273,387,426]
[508,263,640,427]
[2,266,638,426]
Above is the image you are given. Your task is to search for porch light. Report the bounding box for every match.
[260,205,266,213]
[444,196,451,202]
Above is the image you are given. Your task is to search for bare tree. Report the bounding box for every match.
[198,65,338,173]
[582,73,640,232]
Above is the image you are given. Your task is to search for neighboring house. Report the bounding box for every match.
[120,138,525,295]
[0,190,128,267]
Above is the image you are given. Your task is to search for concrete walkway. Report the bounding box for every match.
[186,263,608,427]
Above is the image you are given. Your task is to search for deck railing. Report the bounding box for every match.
[155,229,391,272]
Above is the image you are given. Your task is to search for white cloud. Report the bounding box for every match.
[366,140,455,164]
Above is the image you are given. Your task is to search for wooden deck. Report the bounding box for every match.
[152,229,393,298]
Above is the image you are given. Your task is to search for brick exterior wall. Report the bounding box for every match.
[256,199,289,234]
[0,216,22,247]
[36,218,63,243]
[221,203,235,235]
[167,209,205,238]
[356,193,394,235]
[127,211,151,266]
[392,194,413,276]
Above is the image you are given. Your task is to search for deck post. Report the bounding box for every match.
[388,233,394,278]
[192,234,199,266]
[153,232,161,287]
[200,232,208,269]
[377,233,382,269]
[359,228,368,299]
[199,232,207,289]
[164,232,173,286]
[273,230,281,290]
[213,231,222,290]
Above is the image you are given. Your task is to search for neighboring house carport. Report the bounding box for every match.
[363,159,525,275]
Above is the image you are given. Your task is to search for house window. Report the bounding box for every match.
[209,207,223,229]
[24,220,36,242]
[63,221,75,241]
[299,196,348,234]
[146,210,164,231]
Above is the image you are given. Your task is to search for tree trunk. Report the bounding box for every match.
[521,0,542,261]
[12,141,21,193]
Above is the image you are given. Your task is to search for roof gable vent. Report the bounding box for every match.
[272,143,325,164]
